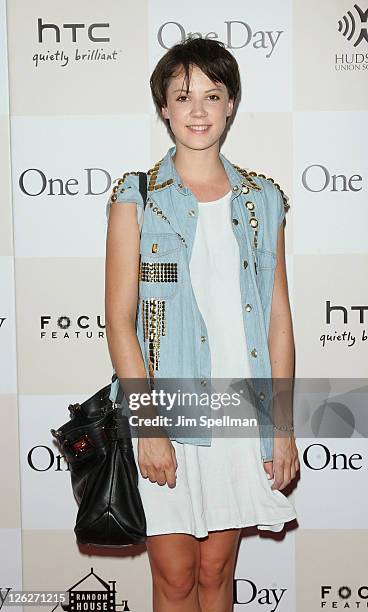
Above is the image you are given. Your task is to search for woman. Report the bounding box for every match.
[105,36,299,612]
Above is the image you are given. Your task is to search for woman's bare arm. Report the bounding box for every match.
[105,200,178,487]
[268,222,295,381]
[267,221,300,489]
[105,200,146,378]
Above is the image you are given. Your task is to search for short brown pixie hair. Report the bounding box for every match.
[150,36,240,115]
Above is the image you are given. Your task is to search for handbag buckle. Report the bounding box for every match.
[69,434,95,456]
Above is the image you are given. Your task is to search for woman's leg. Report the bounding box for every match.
[146,533,201,612]
[198,528,242,612]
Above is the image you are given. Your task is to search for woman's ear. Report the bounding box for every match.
[227,98,234,118]
[161,106,169,120]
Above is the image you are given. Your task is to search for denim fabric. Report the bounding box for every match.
[106,145,287,461]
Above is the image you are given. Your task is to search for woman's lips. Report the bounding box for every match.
[186,125,211,133]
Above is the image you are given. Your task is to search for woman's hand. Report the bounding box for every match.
[262,435,300,490]
[138,437,178,488]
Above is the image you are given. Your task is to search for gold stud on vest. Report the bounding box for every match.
[247,170,290,213]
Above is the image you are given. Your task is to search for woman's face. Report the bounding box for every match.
[161,64,234,152]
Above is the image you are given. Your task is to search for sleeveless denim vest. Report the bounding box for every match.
[106,145,289,462]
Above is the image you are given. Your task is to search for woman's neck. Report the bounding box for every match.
[172,142,231,201]
[172,142,225,185]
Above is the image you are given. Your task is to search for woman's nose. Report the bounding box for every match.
[190,102,208,117]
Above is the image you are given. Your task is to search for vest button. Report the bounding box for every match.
[245,303,252,311]
[232,185,239,191]
[251,348,258,358]
[242,185,250,194]
[201,335,207,342]
[259,391,265,400]
[178,183,183,188]
[243,260,248,269]
[249,218,258,228]
[188,209,196,217]
[245,201,255,210]
[201,379,207,386]
[232,218,239,225]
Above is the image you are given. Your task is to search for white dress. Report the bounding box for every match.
[129,190,297,537]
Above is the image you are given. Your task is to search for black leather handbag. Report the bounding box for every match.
[50,172,149,547]
[50,377,146,547]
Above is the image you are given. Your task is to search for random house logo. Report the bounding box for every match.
[33,18,122,68]
[40,315,105,340]
[319,300,368,349]
[55,568,131,612]
[335,3,368,71]
[0,569,132,611]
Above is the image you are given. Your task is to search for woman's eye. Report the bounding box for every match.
[176,94,220,102]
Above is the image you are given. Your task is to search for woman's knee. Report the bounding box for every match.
[154,564,198,602]
[147,534,200,602]
[199,555,234,590]
[198,529,240,590]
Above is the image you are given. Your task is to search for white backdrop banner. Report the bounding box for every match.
[1,1,367,611]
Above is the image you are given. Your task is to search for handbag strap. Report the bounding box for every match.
[138,171,148,209]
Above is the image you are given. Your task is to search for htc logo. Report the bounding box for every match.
[37,18,110,43]
[326,301,368,324]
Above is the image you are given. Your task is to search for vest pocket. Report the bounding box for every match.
[252,248,277,311]
[139,232,182,300]
[255,248,277,270]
